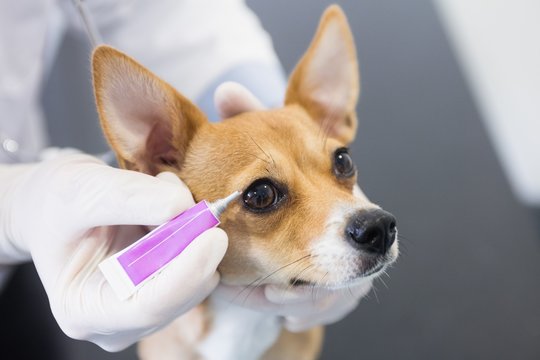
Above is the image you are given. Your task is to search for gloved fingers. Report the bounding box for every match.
[155,171,190,190]
[213,284,272,310]
[283,297,360,333]
[345,280,373,299]
[78,166,196,229]
[215,279,373,319]
[135,228,228,319]
[281,282,373,332]
[264,284,321,304]
[22,154,193,232]
[214,81,266,119]
[214,284,335,316]
[266,279,372,304]
[71,229,226,343]
[88,328,144,353]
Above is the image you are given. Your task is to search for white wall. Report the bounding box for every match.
[435,0,540,205]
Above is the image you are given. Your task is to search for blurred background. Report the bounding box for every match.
[1,0,539,359]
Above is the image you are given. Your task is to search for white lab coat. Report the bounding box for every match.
[0,0,283,164]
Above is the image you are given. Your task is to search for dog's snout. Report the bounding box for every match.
[345,209,397,254]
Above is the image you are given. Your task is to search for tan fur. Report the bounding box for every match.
[177,105,357,286]
[92,5,375,360]
[286,5,359,144]
[262,327,324,360]
[138,303,210,360]
[93,46,207,174]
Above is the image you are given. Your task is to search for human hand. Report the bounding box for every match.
[214,281,372,332]
[0,154,228,351]
[213,82,372,331]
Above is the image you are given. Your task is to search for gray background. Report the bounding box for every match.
[3,0,539,359]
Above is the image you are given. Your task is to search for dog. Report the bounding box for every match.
[92,5,398,359]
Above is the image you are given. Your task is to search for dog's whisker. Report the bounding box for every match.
[397,239,409,249]
[241,258,314,306]
[269,153,276,168]
[371,283,380,304]
[309,274,319,303]
[229,254,314,305]
[396,233,416,243]
[312,271,329,303]
[241,283,265,306]
[284,264,316,295]
[346,285,355,300]
[255,254,314,287]
[396,245,408,256]
[378,276,389,290]
[246,133,275,167]
[246,152,272,166]
[266,262,318,307]
[397,236,413,244]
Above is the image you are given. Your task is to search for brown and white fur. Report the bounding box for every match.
[92,5,398,360]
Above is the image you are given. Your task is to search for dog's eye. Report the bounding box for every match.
[333,148,356,178]
[243,179,282,212]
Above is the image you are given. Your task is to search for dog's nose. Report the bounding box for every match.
[345,209,397,254]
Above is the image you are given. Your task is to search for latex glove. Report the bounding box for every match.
[0,153,228,351]
[213,81,373,332]
[214,281,372,332]
[267,282,372,332]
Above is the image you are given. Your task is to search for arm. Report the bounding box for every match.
[0,154,228,351]
[63,0,286,118]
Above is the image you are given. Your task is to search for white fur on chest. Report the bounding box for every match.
[197,295,282,360]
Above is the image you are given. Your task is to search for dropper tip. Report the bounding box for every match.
[208,190,242,218]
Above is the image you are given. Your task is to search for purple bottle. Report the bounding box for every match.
[99,191,240,300]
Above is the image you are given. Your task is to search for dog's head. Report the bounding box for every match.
[93,5,398,290]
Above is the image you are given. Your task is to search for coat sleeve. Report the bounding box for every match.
[62,0,287,120]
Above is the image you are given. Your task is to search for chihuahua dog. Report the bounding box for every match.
[92,5,398,360]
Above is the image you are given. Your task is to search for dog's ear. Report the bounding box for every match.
[92,45,207,174]
[285,5,359,144]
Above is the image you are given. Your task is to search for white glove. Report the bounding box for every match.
[214,281,372,332]
[213,82,373,332]
[0,153,228,351]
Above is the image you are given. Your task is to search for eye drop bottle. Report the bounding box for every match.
[99,191,240,300]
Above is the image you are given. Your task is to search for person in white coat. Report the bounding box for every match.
[0,0,370,354]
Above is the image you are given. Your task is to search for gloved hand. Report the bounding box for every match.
[214,281,372,332]
[213,81,373,332]
[0,153,228,351]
